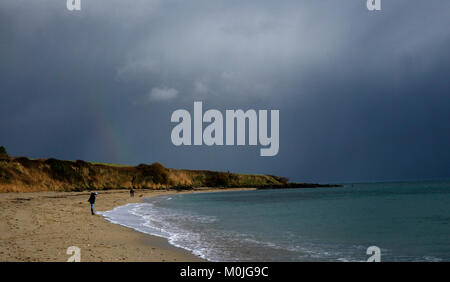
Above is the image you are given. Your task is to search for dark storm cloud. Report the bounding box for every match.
[1,0,449,182]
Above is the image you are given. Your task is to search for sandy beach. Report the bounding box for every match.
[0,188,254,262]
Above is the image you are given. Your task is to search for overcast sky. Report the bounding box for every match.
[1,0,449,183]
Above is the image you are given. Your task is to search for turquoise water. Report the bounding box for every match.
[101,181,450,261]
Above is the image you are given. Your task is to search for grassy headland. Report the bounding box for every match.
[0,152,339,193]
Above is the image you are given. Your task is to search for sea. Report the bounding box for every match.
[100,181,450,262]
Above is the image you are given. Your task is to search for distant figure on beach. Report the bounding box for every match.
[131,175,136,197]
[88,192,98,215]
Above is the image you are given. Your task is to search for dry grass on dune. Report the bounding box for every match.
[0,157,287,193]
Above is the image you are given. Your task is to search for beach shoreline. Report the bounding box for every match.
[0,187,255,262]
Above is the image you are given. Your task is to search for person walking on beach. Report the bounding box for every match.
[88,192,98,215]
[130,175,136,197]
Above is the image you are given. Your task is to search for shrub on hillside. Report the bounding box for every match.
[15,157,35,168]
[0,146,9,159]
[206,172,230,187]
[75,160,89,166]
[45,158,82,183]
[139,162,169,185]
[269,175,289,184]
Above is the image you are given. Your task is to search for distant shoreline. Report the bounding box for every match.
[0,156,341,193]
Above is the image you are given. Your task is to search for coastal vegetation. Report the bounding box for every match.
[0,146,339,192]
[0,146,8,158]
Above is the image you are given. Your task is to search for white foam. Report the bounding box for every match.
[100,199,222,261]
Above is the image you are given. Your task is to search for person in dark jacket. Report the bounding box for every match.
[88,192,98,215]
[130,175,136,197]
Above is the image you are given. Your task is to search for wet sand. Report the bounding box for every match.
[0,188,254,262]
